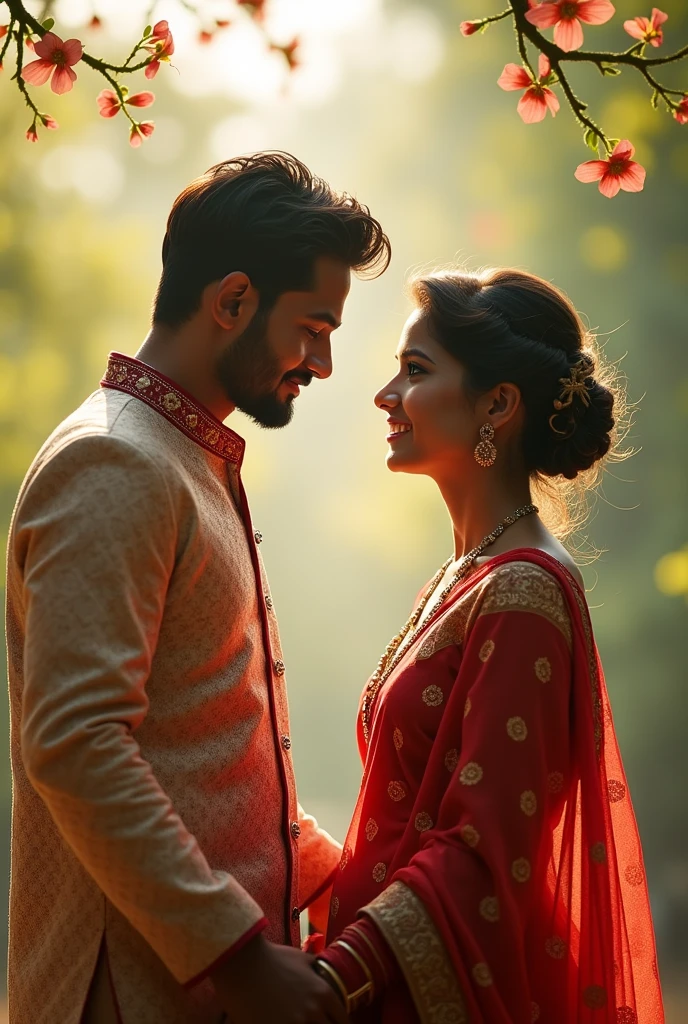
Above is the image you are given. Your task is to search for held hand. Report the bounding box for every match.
[211,933,349,1024]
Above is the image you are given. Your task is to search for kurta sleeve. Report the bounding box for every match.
[15,433,267,986]
[362,569,574,1019]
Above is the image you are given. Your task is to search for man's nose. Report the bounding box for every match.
[307,335,333,380]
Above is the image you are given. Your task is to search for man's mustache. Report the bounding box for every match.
[282,371,313,387]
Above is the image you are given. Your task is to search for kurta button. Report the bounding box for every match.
[273,659,285,676]
[282,735,292,751]
[254,530,263,544]
[291,907,300,922]
[290,821,301,840]
[265,595,274,611]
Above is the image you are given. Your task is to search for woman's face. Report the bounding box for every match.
[375,310,480,478]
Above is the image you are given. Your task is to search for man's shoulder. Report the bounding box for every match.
[35,389,178,469]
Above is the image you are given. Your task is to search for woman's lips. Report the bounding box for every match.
[386,424,412,443]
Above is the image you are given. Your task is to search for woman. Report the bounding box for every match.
[310,269,664,1023]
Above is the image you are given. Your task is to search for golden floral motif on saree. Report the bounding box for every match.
[362,881,470,1024]
[422,684,444,707]
[331,897,340,918]
[583,985,607,1009]
[590,841,607,863]
[459,761,483,786]
[388,781,406,802]
[415,601,473,662]
[479,896,500,922]
[624,864,644,886]
[460,824,480,847]
[444,749,458,772]
[534,656,552,682]
[415,812,433,832]
[365,818,378,842]
[477,562,573,647]
[372,862,387,882]
[531,1002,541,1021]
[545,935,567,959]
[507,716,528,741]
[339,846,352,871]
[608,779,627,802]
[520,790,537,816]
[393,727,404,751]
[616,1007,638,1024]
[547,770,564,794]
[479,639,495,662]
[471,963,493,987]
[511,857,531,883]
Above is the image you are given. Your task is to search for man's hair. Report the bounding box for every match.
[153,151,391,327]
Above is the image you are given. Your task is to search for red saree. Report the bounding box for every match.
[325,550,664,1024]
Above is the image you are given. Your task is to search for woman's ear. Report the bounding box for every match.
[209,271,260,333]
[484,382,522,430]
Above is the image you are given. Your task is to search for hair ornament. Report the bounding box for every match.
[548,355,594,435]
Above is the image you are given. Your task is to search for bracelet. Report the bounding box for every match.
[313,958,348,1008]
[349,923,389,985]
[330,939,375,1011]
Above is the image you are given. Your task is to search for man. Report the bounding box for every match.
[5,152,390,1023]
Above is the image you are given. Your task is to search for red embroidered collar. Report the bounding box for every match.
[101,352,245,466]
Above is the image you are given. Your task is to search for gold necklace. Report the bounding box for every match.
[361,503,538,742]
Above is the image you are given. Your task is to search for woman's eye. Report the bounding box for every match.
[407,362,424,377]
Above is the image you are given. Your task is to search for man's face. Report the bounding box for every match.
[216,256,350,428]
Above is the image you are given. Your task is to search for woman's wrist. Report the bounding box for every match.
[316,917,398,1012]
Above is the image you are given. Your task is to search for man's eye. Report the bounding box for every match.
[304,326,320,340]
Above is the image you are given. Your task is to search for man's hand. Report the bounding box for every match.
[211,933,349,1024]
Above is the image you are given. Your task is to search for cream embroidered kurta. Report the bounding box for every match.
[5,353,341,1024]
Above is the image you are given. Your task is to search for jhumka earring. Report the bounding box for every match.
[474,423,497,468]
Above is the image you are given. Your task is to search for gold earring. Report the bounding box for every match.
[474,423,497,468]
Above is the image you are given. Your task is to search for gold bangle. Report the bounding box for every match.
[349,923,389,984]
[331,939,375,1008]
[313,958,348,1007]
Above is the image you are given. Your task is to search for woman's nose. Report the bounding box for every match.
[374,380,400,411]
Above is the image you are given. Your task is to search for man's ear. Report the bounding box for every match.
[209,271,260,334]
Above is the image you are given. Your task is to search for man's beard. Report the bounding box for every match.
[215,312,309,429]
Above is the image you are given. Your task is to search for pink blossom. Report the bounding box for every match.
[526,0,615,52]
[498,53,560,123]
[674,97,688,124]
[460,21,480,36]
[199,30,214,44]
[26,122,39,143]
[0,25,8,40]
[21,31,83,94]
[270,38,300,70]
[623,8,668,46]
[129,121,155,148]
[41,114,59,130]
[574,139,646,197]
[89,16,102,30]
[97,89,155,119]
[144,20,174,80]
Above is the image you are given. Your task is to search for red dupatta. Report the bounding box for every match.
[330,549,663,1024]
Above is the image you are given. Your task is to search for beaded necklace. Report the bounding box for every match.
[361,503,538,742]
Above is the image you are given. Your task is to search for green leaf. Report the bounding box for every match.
[584,127,598,152]
[42,17,54,31]
[600,62,621,76]
[650,89,659,109]
[143,25,152,37]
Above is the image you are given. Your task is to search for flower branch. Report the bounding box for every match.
[469,0,688,194]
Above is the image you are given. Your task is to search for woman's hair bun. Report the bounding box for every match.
[536,352,616,481]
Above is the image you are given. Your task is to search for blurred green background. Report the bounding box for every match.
[1,0,687,1015]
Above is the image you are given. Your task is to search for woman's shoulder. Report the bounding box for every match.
[469,552,577,647]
